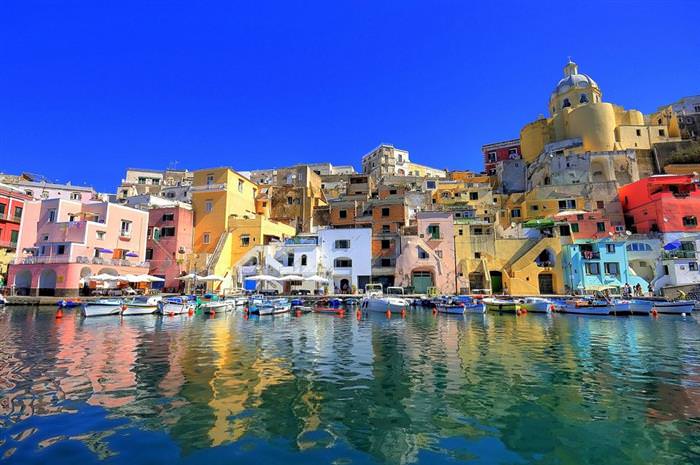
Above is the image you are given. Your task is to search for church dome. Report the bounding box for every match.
[552,60,598,96]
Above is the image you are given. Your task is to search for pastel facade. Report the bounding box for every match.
[319,228,371,293]
[146,205,194,291]
[362,144,446,179]
[652,233,700,293]
[9,199,149,296]
[11,180,96,202]
[482,139,521,175]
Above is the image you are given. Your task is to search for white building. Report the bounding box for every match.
[653,233,700,292]
[318,228,371,293]
[361,144,446,179]
[12,180,96,202]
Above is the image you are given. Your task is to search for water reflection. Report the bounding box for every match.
[0,307,698,464]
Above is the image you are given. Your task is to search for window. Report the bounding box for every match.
[658,129,665,137]
[203,233,211,244]
[334,240,350,249]
[238,180,244,192]
[96,231,106,240]
[301,254,307,266]
[42,234,49,241]
[381,258,392,267]
[469,192,478,200]
[417,247,429,259]
[558,199,576,210]
[585,263,599,275]
[120,220,132,237]
[562,98,571,108]
[56,244,66,255]
[70,192,81,200]
[48,209,56,222]
[390,189,397,195]
[596,201,605,209]
[596,222,606,232]
[381,207,390,217]
[570,223,580,233]
[560,225,571,236]
[458,228,463,236]
[615,225,625,233]
[663,265,669,275]
[287,197,293,205]
[427,225,440,239]
[426,181,436,189]
[606,244,615,253]
[334,258,352,268]
[206,174,214,185]
[474,252,481,259]
[339,209,347,219]
[488,151,497,162]
[145,248,153,260]
[13,206,23,219]
[531,205,539,211]
[636,129,641,137]
[68,214,76,222]
[604,263,620,275]
[241,235,250,247]
[10,230,18,244]
[160,227,176,237]
[382,225,391,233]
[381,239,391,249]
[689,262,698,272]
[162,213,174,221]
[511,208,521,218]
[579,94,589,103]
[205,200,213,213]
[683,216,697,227]
[0,204,4,216]
[473,227,483,236]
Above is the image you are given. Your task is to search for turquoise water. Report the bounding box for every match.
[0,307,699,465]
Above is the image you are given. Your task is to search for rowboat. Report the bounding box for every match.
[200,301,230,314]
[517,297,553,313]
[122,296,162,315]
[558,298,613,315]
[251,298,291,315]
[57,299,82,308]
[483,298,521,313]
[652,300,694,314]
[161,296,197,315]
[361,285,410,313]
[313,306,346,315]
[81,299,123,317]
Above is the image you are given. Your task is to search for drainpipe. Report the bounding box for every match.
[453,233,458,295]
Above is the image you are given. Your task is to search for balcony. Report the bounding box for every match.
[190,183,227,192]
[662,250,698,260]
[581,251,601,260]
[16,255,149,268]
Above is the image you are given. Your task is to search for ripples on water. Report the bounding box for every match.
[0,307,698,464]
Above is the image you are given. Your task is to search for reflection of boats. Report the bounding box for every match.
[558,298,612,315]
[122,296,162,315]
[361,284,410,313]
[251,298,291,315]
[483,298,521,313]
[161,296,196,315]
[436,296,485,314]
[82,299,123,317]
[517,297,553,313]
[653,300,694,314]
[0,293,6,305]
[313,305,345,315]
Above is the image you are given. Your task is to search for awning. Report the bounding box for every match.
[304,275,330,283]
[523,219,554,229]
[663,240,682,251]
[245,274,280,281]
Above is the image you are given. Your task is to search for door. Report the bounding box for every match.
[538,273,554,294]
[412,271,433,294]
[490,271,503,294]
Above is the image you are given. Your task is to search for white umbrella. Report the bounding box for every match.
[278,275,304,281]
[120,274,143,282]
[304,275,329,283]
[178,273,204,280]
[135,274,165,282]
[550,210,589,218]
[245,274,280,281]
[90,273,121,281]
[199,274,225,282]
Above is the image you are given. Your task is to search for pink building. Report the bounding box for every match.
[9,199,149,296]
[395,212,457,293]
[146,205,194,292]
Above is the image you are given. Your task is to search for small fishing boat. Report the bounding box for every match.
[57,299,81,308]
[483,297,521,313]
[291,298,305,307]
[161,296,196,315]
[626,299,655,315]
[122,296,162,315]
[292,305,313,314]
[361,284,410,313]
[611,299,633,315]
[435,300,466,314]
[200,300,230,314]
[344,298,360,306]
[517,297,553,313]
[251,298,291,315]
[558,298,612,315]
[81,299,123,317]
[652,300,694,314]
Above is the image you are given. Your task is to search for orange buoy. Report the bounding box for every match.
[432,308,437,315]
[56,309,63,319]
[401,308,406,318]
[386,310,391,318]
[651,308,658,317]
[356,309,361,319]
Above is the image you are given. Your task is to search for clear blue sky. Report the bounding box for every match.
[1,1,698,192]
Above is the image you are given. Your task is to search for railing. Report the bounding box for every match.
[663,250,698,260]
[17,255,149,267]
[581,251,601,260]
[190,183,227,192]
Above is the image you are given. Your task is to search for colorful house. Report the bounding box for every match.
[562,239,648,294]
[619,174,700,234]
[146,205,193,292]
[8,199,149,296]
[0,186,31,277]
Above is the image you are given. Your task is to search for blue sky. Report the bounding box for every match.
[1,1,698,192]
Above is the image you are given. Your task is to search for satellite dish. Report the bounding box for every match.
[625,230,632,236]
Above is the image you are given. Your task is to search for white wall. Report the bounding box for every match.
[319,228,371,291]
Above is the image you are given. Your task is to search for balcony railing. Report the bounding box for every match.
[662,250,698,260]
[581,251,601,260]
[190,183,227,192]
[16,255,149,267]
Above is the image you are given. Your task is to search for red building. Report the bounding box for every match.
[146,205,194,292]
[481,139,521,175]
[618,175,700,233]
[0,187,31,277]
[556,210,620,239]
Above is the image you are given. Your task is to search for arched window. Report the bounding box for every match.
[301,254,307,266]
[562,98,571,108]
[579,94,589,103]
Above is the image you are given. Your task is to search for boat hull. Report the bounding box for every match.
[484,299,520,313]
[82,302,122,317]
[161,302,194,315]
[122,305,159,315]
[519,299,553,313]
[559,304,612,315]
[653,301,694,314]
[201,303,229,314]
[361,298,409,313]
[436,304,465,314]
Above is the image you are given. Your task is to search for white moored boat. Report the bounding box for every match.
[161,296,196,315]
[361,284,410,313]
[251,298,291,315]
[652,300,694,314]
[82,299,123,317]
[200,301,229,314]
[517,297,553,313]
[122,296,162,315]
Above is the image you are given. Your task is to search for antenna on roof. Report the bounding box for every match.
[168,160,180,170]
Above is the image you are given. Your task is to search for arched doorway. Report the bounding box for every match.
[14,270,32,296]
[79,267,93,296]
[411,271,434,294]
[490,271,503,294]
[538,273,554,294]
[339,278,350,294]
[38,269,57,296]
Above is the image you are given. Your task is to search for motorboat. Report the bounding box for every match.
[516,297,553,313]
[611,299,633,315]
[344,298,360,306]
[558,297,613,315]
[122,296,162,315]
[454,296,487,313]
[625,299,655,315]
[161,296,197,315]
[250,298,291,315]
[200,300,230,314]
[652,300,695,314]
[483,297,521,313]
[361,284,410,313]
[57,299,82,308]
[312,305,346,315]
[81,299,123,317]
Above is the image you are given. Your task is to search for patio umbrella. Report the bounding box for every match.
[278,275,304,281]
[550,210,589,218]
[97,248,113,254]
[199,275,225,281]
[125,252,139,258]
[246,274,280,281]
[304,275,329,283]
[90,273,121,281]
[178,273,204,280]
[663,240,682,251]
[134,274,164,282]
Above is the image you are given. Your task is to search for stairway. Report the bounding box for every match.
[205,231,230,274]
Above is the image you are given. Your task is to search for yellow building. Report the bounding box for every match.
[191,167,295,281]
[520,60,678,162]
